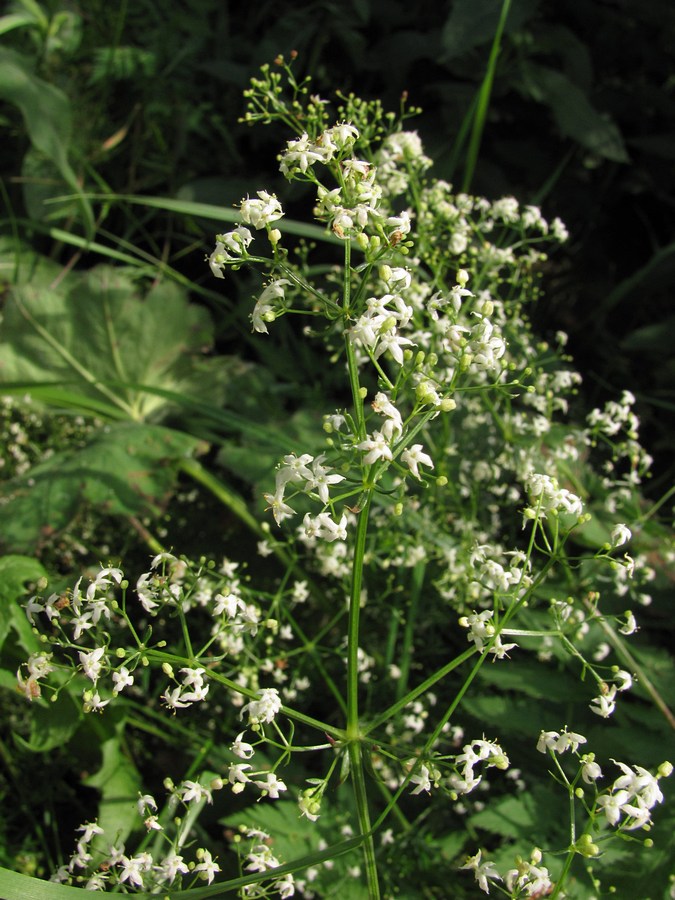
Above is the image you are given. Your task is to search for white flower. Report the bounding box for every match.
[83,691,110,713]
[618,610,638,635]
[304,455,345,504]
[614,670,633,691]
[228,763,252,792]
[280,133,326,177]
[241,688,282,725]
[194,849,220,884]
[357,431,393,466]
[179,780,213,805]
[401,444,434,479]
[459,849,501,894]
[156,852,189,884]
[162,686,191,710]
[112,665,134,694]
[581,755,603,783]
[251,279,289,334]
[409,763,432,795]
[325,122,359,150]
[76,820,104,844]
[25,652,54,680]
[597,789,631,826]
[240,191,284,229]
[208,227,253,277]
[610,524,632,548]
[590,685,617,718]
[254,772,288,799]
[264,491,297,526]
[231,732,255,759]
[118,854,152,888]
[137,794,157,816]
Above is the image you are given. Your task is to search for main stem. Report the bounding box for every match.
[343,238,380,898]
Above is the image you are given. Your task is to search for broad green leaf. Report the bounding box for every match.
[519,62,629,162]
[0,555,47,652]
[469,791,548,841]
[0,47,93,235]
[0,423,202,553]
[440,0,538,60]
[0,264,231,423]
[475,658,580,701]
[462,695,542,736]
[83,730,142,851]
[228,799,318,864]
[13,690,81,752]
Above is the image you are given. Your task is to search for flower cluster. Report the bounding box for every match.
[596,760,672,831]
[263,452,345,527]
[451,738,510,795]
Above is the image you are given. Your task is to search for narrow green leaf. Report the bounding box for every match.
[0,48,93,235]
[0,13,38,36]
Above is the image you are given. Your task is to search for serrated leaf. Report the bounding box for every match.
[228,800,318,864]
[0,423,201,553]
[463,695,542,736]
[469,792,540,840]
[475,659,579,701]
[0,263,230,423]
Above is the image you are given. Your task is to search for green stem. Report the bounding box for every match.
[349,742,381,900]
[347,491,373,735]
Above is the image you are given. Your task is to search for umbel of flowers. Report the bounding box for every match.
[17,58,671,899]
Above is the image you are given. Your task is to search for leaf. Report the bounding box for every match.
[462,695,543,736]
[519,62,629,162]
[0,423,202,553]
[0,47,93,235]
[620,317,675,353]
[440,0,539,61]
[474,659,580,702]
[13,690,81,752]
[0,555,47,653]
[83,730,142,850]
[469,793,543,838]
[229,800,318,863]
[0,263,230,423]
